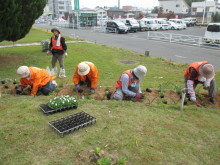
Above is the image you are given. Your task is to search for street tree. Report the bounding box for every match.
[0,0,46,42]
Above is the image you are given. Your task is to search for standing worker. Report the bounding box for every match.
[16,66,57,96]
[113,65,147,100]
[73,61,98,93]
[184,61,216,103]
[48,27,67,78]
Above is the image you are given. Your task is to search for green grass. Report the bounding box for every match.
[0,27,75,46]
[0,28,220,165]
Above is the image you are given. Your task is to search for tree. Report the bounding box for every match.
[0,0,46,42]
[151,6,159,14]
[185,0,203,7]
[213,12,220,22]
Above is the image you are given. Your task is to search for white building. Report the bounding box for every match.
[159,0,189,14]
[191,1,220,14]
[95,8,108,25]
[191,1,220,23]
[47,0,72,18]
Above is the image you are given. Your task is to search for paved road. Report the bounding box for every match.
[34,24,220,70]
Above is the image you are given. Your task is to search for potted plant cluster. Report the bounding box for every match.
[47,95,78,110]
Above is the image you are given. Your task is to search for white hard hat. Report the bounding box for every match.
[133,65,147,79]
[78,62,90,76]
[17,66,30,78]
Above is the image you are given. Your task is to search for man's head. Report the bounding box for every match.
[17,66,30,78]
[78,62,90,76]
[133,65,147,80]
[51,27,60,36]
[199,63,215,79]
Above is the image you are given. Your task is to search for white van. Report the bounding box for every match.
[169,19,187,29]
[117,19,139,32]
[141,18,158,31]
[203,23,220,45]
[153,19,169,30]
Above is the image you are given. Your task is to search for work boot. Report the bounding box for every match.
[209,97,215,104]
[59,68,66,78]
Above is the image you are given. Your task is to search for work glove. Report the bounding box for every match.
[75,84,80,90]
[46,50,52,56]
[90,88,95,94]
[204,80,210,89]
[64,52,68,57]
[135,93,144,99]
[190,96,196,102]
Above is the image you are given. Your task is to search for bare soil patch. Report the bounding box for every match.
[119,60,139,65]
[1,83,219,109]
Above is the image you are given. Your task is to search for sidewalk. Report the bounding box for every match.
[0,41,88,48]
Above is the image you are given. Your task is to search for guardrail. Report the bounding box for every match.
[147,31,203,46]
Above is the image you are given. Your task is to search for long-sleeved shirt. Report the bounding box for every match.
[50,35,67,54]
[120,73,141,97]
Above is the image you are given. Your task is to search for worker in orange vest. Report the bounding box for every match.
[48,27,67,78]
[184,61,216,103]
[73,62,98,93]
[16,66,57,96]
[113,65,147,100]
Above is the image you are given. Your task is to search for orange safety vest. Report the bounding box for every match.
[184,61,208,80]
[20,67,51,96]
[115,70,139,88]
[73,62,99,89]
[51,35,64,50]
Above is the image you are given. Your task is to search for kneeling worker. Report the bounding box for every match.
[73,61,98,93]
[17,66,57,96]
[113,65,147,100]
[184,61,216,103]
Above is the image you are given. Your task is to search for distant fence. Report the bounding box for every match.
[147,32,203,46]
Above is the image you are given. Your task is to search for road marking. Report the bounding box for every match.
[175,55,186,58]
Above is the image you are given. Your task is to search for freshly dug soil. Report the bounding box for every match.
[1,83,219,108]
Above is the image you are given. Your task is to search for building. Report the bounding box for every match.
[159,0,189,14]
[122,6,133,10]
[47,0,72,19]
[191,1,220,23]
[95,7,108,25]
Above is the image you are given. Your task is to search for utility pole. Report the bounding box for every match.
[118,0,120,9]
[202,0,207,24]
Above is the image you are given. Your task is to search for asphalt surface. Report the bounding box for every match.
[34,24,220,70]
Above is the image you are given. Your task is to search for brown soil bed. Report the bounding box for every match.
[1,83,219,109]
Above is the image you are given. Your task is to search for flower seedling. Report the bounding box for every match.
[97,157,111,165]
[146,88,152,93]
[55,88,60,93]
[47,95,78,110]
[162,98,168,104]
[4,84,9,89]
[1,80,5,84]
[13,79,18,84]
[159,92,164,98]
[78,89,83,93]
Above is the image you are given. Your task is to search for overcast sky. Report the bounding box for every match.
[80,0,159,9]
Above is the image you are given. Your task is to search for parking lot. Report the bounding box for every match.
[34,24,220,70]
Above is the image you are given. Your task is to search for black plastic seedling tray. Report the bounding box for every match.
[48,111,97,137]
[39,104,77,115]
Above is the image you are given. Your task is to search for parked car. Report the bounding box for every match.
[137,20,147,31]
[153,19,169,30]
[117,19,139,32]
[167,21,182,30]
[141,18,158,31]
[203,23,220,45]
[182,17,197,27]
[105,20,128,34]
[169,19,187,29]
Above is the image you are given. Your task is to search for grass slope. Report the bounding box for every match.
[0,28,219,165]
